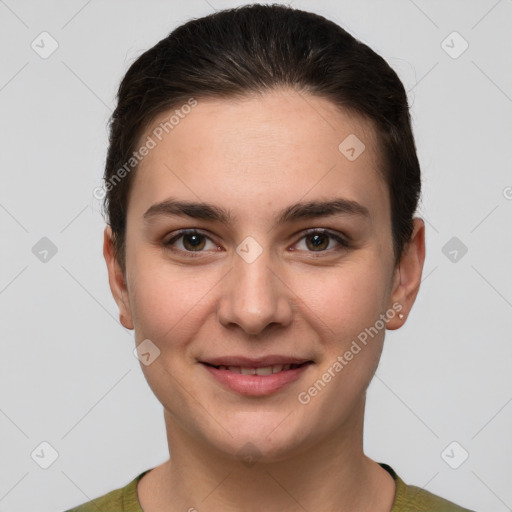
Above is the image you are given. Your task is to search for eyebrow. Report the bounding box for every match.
[143,197,370,226]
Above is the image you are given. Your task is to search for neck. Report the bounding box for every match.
[138,399,396,512]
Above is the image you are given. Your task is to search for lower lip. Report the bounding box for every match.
[201,363,312,396]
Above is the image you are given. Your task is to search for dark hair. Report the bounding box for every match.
[103,3,421,274]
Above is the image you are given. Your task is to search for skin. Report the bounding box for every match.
[104,88,425,512]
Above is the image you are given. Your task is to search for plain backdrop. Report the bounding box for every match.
[1,1,511,511]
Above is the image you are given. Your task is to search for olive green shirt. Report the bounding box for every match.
[64,462,476,511]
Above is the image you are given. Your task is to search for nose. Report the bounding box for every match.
[217,246,293,336]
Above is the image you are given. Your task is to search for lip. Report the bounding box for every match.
[200,355,312,367]
[200,357,313,396]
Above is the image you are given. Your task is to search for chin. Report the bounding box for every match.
[202,410,315,464]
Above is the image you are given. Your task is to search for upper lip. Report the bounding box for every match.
[200,355,313,368]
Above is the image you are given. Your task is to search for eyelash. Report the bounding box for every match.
[163,228,350,258]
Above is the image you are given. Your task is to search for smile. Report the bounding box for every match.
[205,362,308,375]
[200,360,313,396]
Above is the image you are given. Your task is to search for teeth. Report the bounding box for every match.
[256,366,273,376]
[214,363,305,374]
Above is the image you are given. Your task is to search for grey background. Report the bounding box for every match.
[1,0,511,511]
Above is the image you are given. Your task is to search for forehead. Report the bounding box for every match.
[128,88,389,227]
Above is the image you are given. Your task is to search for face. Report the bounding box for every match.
[104,88,424,462]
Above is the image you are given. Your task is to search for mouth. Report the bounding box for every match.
[199,357,314,396]
[202,361,311,375]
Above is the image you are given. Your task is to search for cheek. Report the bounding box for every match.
[295,266,388,425]
[128,253,231,352]
[288,260,388,338]
[128,264,218,418]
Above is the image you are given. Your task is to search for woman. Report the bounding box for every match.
[66,4,475,511]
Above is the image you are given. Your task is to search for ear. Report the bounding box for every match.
[103,226,134,330]
[386,217,426,330]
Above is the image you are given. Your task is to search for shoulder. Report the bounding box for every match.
[62,470,149,512]
[379,463,476,512]
[395,482,476,512]
[63,487,122,512]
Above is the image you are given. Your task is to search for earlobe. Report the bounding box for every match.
[386,267,405,331]
[103,226,134,330]
[386,218,426,331]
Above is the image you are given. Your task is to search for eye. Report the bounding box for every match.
[164,229,218,255]
[293,229,350,254]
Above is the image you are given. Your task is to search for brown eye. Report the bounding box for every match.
[295,229,349,254]
[305,232,330,251]
[165,230,216,254]
[181,233,206,251]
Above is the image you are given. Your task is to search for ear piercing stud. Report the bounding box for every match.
[398,313,404,319]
